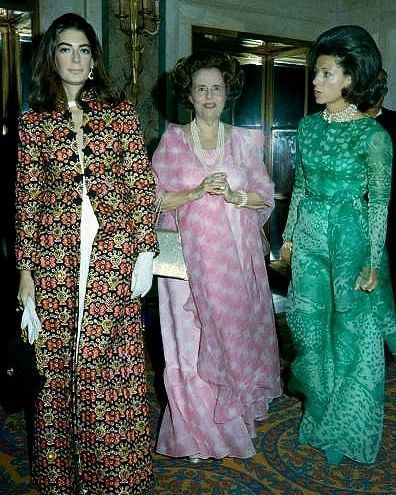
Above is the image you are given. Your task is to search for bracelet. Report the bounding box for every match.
[236,190,248,208]
[283,241,293,252]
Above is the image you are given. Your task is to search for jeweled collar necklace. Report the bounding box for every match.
[322,103,359,122]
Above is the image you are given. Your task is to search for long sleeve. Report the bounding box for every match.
[15,113,44,271]
[121,104,159,255]
[367,128,392,268]
[282,133,305,242]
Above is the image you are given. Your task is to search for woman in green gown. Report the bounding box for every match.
[281,25,395,465]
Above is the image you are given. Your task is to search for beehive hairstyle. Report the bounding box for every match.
[310,25,387,111]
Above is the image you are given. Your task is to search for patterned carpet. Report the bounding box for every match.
[1,306,395,495]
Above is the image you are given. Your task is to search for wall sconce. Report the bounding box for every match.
[117,0,160,102]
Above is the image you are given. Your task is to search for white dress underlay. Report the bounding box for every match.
[77,178,99,333]
[71,105,99,362]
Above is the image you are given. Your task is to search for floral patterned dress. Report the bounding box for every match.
[152,124,281,459]
[283,113,395,463]
[15,99,158,494]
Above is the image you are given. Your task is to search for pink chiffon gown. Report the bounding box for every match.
[152,123,281,459]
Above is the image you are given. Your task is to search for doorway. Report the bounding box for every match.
[0,2,37,248]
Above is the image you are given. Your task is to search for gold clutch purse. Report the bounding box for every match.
[152,197,188,280]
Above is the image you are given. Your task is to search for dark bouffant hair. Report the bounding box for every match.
[172,50,244,110]
[29,12,118,112]
[310,25,388,111]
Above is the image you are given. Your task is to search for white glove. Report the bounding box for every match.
[21,297,42,344]
[131,252,154,299]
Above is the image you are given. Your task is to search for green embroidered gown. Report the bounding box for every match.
[283,113,395,464]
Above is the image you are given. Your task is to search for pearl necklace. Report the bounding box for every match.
[190,119,224,167]
[322,103,359,122]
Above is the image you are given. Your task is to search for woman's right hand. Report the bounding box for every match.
[18,270,35,308]
[355,267,378,292]
[280,241,292,265]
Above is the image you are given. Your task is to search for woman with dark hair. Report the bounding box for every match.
[29,12,114,109]
[16,12,158,494]
[152,50,281,461]
[280,25,395,464]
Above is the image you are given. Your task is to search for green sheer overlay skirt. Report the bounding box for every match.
[287,192,395,464]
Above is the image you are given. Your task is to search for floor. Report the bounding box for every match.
[1,267,395,494]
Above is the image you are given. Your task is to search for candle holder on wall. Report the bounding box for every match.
[117,0,160,102]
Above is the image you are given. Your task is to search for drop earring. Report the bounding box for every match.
[88,63,94,80]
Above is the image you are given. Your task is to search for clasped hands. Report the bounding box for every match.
[197,172,237,203]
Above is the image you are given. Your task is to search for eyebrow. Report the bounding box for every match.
[56,42,91,48]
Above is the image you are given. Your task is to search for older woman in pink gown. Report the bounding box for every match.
[152,50,281,461]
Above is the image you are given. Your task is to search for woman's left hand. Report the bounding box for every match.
[219,180,234,202]
[212,177,268,209]
[280,242,292,265]
[131,252,154,298]
[213,178,240,203]
[354,267,378,292]
[206,173,229,196]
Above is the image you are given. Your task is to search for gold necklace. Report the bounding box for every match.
[322,103,358,122]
